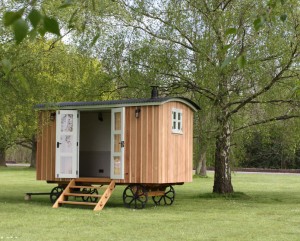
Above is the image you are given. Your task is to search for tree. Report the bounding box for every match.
[91,0,300,193]
[0,36,112,166]
[2,0,300,194]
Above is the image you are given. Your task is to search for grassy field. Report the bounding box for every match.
[1,167,300,241]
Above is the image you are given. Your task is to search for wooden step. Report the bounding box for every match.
[74,177,111,183]
[53,179,115,211]
[58,200,96,206]
[69,185,106,190]
[64,192,102,198]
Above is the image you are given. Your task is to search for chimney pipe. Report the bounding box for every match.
[151,86,159,99]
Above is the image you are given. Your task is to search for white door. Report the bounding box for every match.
[55,110,79,178]
[111,108,125,179]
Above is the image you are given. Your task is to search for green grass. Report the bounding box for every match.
[1,167,300,241]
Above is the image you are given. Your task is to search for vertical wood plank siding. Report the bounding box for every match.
[36,101,194,184]
[36,111,56,181]
[122,102,193,184]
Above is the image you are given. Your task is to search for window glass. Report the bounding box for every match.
[172,108,183,134]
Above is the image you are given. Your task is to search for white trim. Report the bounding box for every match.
[171,108,183,134]
[110,107,125,179]
[55,110,79,178]
[36,98,199,112]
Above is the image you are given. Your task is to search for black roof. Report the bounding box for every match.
[35,97,200,111]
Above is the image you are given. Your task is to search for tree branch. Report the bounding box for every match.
[234,114,300,132]
[227,44,299,117]
[229,99,300,106]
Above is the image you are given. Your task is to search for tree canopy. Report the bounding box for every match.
[1,0,300,193]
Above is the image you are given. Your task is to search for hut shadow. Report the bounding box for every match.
[196,191,300,205]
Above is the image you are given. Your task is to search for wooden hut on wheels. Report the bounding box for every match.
[34,88,200,211]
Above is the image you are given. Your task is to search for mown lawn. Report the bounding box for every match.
[1,167,300,241]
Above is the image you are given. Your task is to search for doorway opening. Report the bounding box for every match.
[79,110,111,178]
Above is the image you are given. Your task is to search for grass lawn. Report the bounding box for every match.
[1,167,300,241]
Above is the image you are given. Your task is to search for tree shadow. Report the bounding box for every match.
[196,191,300,205]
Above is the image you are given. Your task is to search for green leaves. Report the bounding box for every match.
[254,0,287,32]
[220,55,247,69]
[43,17,60,36]
[28,9,42,28]
[3,9,29,44]
[3,9,25,26]
[13,19,29,44]
[225,28,237,36]
[59,0,74,9]
[253,16,265,31]
[1,59,12,75]
[237,55,247,69]
[90,33,100,47]
[3,8,60,44]
[280,14,287,22]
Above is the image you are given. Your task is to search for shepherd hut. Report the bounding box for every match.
[34,88,200,210]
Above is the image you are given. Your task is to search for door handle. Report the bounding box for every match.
[57,142,62,148]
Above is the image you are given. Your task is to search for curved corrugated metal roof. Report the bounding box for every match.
[35,97,200,111]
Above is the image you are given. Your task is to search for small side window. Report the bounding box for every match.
[172,108,183,134]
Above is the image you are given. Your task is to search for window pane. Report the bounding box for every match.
[114,134,121,152]
[114,112,121,131]
[61,114,73,132]
[60,156,72,174]
[173,111,176,119]
[60,135,73,153]
[114,157,121,175]
[173,121,176,129]
[178,112,181,121]
[178,122,181,130]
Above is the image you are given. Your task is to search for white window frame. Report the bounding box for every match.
[172,108,183,134]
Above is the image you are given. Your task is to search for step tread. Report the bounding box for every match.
[65,193,102,197]
[58,200,97,206]
[69,185,107,190]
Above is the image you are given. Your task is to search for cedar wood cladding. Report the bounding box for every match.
[36,100,195,184]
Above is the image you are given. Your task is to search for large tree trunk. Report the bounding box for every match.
[213,116,233,194]
[0,148,7,167]
[30,136,37,168]
[196,151,207,176]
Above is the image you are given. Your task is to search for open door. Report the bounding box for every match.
[55,110,79,178]
[111,108,125,179]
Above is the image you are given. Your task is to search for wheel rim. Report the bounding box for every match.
[82,188,99,202]
[50,186,64,204]
[152,185,175,206]
[123,184,148,209]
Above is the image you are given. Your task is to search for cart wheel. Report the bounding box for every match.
[50,186,64,204]
[82,188,99,203]
[123,184,148,209]
[152,185,175,206]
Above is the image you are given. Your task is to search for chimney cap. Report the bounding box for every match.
[150,85,159,99]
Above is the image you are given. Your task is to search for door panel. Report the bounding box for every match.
[111,108,125,179]
[55,110,79,178]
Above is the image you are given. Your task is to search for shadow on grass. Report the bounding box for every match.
[196,191,300,205]
[198,192,252,200]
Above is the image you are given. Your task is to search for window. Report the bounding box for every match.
[172,108,183,134]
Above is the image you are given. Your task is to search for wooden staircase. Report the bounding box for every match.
[53,178,115,211]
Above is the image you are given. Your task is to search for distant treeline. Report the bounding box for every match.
[239,131,300,169]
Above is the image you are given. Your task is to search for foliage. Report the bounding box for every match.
[1,167,300,240]
[0,37,112,164]
[97,0,300,193]
[239,121,300,169]
[2,0,300,193]
[3,2,61,44]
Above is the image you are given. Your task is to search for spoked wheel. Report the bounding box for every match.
[81,188,99,203]
[152,185,175,206]
[50,186,64,204]
[123,184,148,209]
